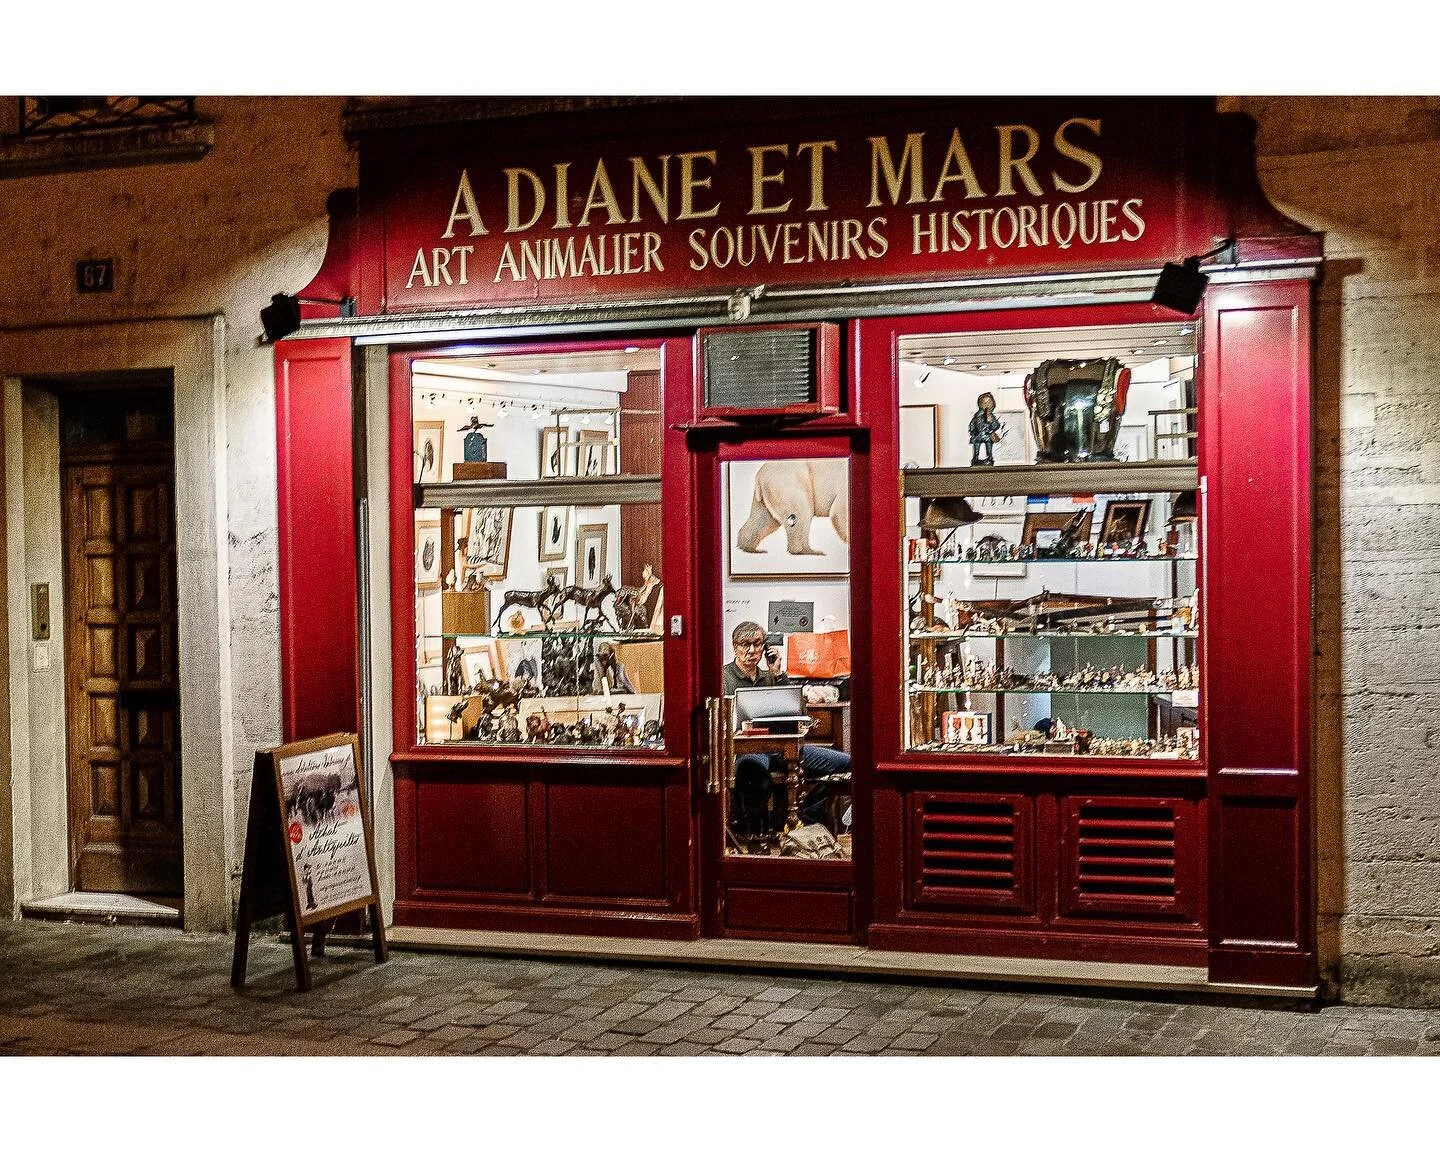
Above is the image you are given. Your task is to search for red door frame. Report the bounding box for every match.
[693,431,872,943]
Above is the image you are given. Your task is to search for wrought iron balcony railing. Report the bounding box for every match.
[18,96,198,138]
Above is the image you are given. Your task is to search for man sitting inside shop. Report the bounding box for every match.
[724,620,849,838]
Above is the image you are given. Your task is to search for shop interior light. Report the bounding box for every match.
[1150,238,1235,316]
[259,292,356,342]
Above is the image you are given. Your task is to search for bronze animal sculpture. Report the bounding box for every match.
[559,576,618,630]
[494,574,563,631]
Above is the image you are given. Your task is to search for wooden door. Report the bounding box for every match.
[63,459,183,893]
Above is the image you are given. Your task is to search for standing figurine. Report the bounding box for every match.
[457,416,494,462]
[969,391,1002,466]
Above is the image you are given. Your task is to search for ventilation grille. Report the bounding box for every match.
[918,798,1017,894]
[1075,804,1178,900]
[703,329,818,410]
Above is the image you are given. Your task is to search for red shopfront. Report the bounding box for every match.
[275,98,1319,992]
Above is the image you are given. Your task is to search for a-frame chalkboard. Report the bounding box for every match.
[230,732,387,991]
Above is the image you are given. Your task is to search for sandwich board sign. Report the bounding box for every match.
[230,733,386,991]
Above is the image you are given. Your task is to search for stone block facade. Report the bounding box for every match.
[1223,96,1440,1004]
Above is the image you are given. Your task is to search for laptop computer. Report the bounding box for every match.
[733,685,810,731]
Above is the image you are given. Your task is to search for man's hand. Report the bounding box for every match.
[762,646,781,669]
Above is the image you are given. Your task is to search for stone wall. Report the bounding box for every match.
[1223,96,1440,1004]
[0,97,355,926]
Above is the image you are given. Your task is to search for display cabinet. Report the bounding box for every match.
[904,462,1200,759]
[408,350,667,751]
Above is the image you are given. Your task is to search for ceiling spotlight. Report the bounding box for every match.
[942,357,956,365]
[974,364,987,370]
[624,346,639,353]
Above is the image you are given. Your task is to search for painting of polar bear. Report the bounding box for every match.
[726,457,850,578]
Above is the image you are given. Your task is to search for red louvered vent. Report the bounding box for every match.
[910,794,1032,913]
[1076,803,1177,899]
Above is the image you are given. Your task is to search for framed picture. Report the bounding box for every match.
[413,420,445,483]
[414,514,442,591]
[540,426,568,479]
[725,457,850,579]
[1100,499,1151,546]
[899,405,938,470]
[991,409,1030,465]
[1021,510,1094,551]
[460,506,513,580]
[575,523,609,589]
[460,641,500,688]
[578,428,615,477]
[538,505,570,562]
[543,564,569,590]
[942,710,992,745]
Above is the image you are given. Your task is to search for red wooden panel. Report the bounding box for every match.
[415,778,530,894]
[546,780,667,900]
[1214,796,1301,945]
[724,886,852,938]
[275,337,359,742]
[1202,279,1314,986]
[1057,793,1201,924]
[907,790,1034,915]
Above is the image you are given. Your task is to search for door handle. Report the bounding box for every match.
[704,697,721,794]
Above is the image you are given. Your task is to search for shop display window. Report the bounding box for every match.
[900,321,1201,759]
[411,347,666,749]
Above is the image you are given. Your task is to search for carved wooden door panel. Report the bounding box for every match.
[63,461,182,893]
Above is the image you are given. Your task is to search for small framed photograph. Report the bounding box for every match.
[414,420,445,483]
[1100,499,1151,547]
[575,523,609,589]
[543,564,569,591]
[461,645,497,687]
[1021,510,1093,550]
[538,506,570,562]
[578,428,614,477]
[414,513,442,591]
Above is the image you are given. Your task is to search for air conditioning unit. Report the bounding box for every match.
[694,322,841,422]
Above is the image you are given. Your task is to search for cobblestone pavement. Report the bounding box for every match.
[2,920,1439,1056]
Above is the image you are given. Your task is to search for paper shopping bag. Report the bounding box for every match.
[786,629,851,679]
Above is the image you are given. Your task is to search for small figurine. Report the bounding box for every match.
[457,416,494,462]
[969,391,1002,466]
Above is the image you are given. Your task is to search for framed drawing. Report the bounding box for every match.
[578,428,614,477]
[414,514,442,591]
[725,457,850,579]
[461,506,513,580]
[540,426,568,479]
[1021,510,1094,551]
[1100,499,1151,546]
[460,640,501,687]
[1114,424,1149,464]
[991,409,1029,465]
[899,405,938,470]
[413,420,445,483]
[543,564,569,590]
[538,505,570,562]
[575,523,609,589]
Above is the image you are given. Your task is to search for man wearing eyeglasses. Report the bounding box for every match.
[724,620,849,838]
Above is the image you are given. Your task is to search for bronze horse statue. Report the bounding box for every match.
[559,576,618,630]
[493,573,563,631]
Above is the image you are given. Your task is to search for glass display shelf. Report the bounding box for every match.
[909,556,1196,566]
[429,630,665,642]
[909,742,1199,760]
[908,630,1199,641]
[908,686,1198,696]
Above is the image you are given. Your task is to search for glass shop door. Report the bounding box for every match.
[696,434,860,941]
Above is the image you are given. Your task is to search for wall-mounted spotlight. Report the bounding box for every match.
[1150,238,1236,316]
[260,292,357,343]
